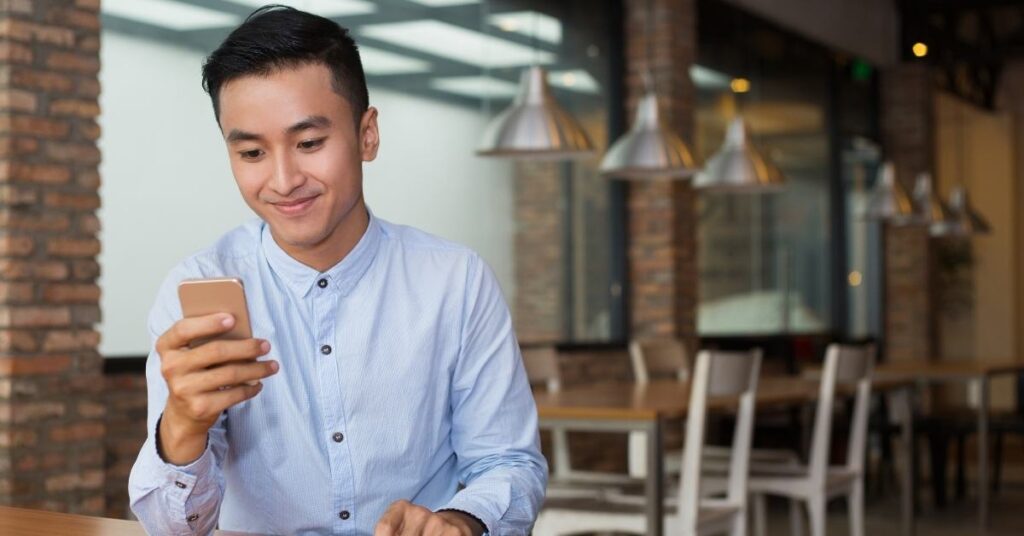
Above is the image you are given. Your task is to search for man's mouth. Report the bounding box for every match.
[271,195,319,216]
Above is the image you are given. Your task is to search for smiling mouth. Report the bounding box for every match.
[271,195,318,216]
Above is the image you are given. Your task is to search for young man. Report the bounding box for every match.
[127,6,547,535]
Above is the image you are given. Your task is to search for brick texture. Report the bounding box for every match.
[880,64,935,362]
[625,0,698,348]
[0,0,103,516]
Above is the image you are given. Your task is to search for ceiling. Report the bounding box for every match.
[100,0,607,109]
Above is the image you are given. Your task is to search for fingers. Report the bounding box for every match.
[190,338,272,370]
[157,313,235,353]
[186,359,279,394]
[374,500,407,536]
[374,501,469,536]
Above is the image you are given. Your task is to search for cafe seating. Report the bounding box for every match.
[746,343,875,536]
[534,349,762,536]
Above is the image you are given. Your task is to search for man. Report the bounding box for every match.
[127,6,547,535]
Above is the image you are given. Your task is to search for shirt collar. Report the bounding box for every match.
[261,209,383,298]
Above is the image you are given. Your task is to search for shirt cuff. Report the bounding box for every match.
[138,414,217,530]
[439,494,498,536]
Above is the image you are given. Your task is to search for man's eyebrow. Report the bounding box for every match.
[225,116,332,144]
[287,115,332,134]
[226,129,261,143]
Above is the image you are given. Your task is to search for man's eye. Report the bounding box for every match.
[240,149,262,159]
[298,138,325,150]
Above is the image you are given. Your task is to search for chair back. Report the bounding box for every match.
[808,343,875,486]
[677,349,762,531]
[521,346,561,392]
[629,338,689,383]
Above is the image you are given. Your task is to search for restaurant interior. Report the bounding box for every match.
[3,0,1024,534]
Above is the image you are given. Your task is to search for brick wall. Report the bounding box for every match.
[0,0,104,514]
[625,0,698,350]
[513,161,564,344]
[880,64,935,362]
[103,370,147,520]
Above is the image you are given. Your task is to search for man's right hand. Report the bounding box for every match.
[156,313,279,465]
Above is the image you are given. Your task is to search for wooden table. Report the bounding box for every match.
[534,376,915,536]
[0,506,256,535]
[875,358,1024,533]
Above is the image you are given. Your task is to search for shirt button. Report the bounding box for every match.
[332,432,344,443]
[187,513,199,522]
[174,481,186,489]
[317,278,328,288]
[339,510,351,520]
[321,344,332,355]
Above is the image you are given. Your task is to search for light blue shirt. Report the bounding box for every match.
[128,212,547,535]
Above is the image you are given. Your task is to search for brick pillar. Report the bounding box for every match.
[513,162,564,344]
[880,64,935,362]
[625,0,698,349]
[0,0,104,514]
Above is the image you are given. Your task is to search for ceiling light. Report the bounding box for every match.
[227,0,375,17]
[599,88,697,179]
[912,42,928,58]
[476,66,594,160]
[406,0,480,6]
[102,0,240,31]
[360,20,554,68]
[694,117,784,192]
[730,78,751,93]
[487,11,562,45]
[862,161,913,223]
[431,76,519,99]
[359,46,431,75]
[548,69,600,94]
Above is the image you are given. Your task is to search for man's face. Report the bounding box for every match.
[217,62,378,252]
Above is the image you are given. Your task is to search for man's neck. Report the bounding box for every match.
[272,202,370,273]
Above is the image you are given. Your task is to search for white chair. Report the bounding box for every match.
[535,349,762,536]
[747,343,875,536]
[522,347,634,497]
[628,339,690,478]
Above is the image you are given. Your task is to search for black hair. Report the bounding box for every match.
[201,5,369,129]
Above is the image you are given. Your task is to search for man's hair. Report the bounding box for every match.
[201,5,369,129]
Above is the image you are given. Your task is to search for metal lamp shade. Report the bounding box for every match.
[862,162,913,223]
[599,90,697,179]
[911,172,957,236]
[476,66,594,160]
[947,186,991,235]
[693,117,785,192]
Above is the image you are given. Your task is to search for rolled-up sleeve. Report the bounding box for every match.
[439,254,548,535]
[128,266,229,536]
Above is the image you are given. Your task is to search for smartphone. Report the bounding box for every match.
[178,277,258,386]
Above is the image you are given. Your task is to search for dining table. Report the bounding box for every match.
[873,358,1024,534]
[0,505,257,535]
[533,375,916,536]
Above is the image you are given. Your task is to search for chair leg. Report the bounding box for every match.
[753,494,767,536]
[955,433,966,501]
[928,430,948,509]
[807,498,826,536]
[849,481,865,536]
[992,430,1004,494]
[789,499,804,536]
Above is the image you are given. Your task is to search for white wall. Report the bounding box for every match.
[98,32,515,356]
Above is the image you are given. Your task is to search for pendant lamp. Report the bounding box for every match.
[599,88,697,178]
[942,104,991,235]
[693,117,784,192]
[947,186,991,235]
[912,172,956,237]
[475,66,593,159]
[862,161,913,223]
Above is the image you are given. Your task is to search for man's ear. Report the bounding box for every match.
[359,107,380,162]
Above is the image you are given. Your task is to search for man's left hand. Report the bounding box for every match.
[374,500,485,536]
